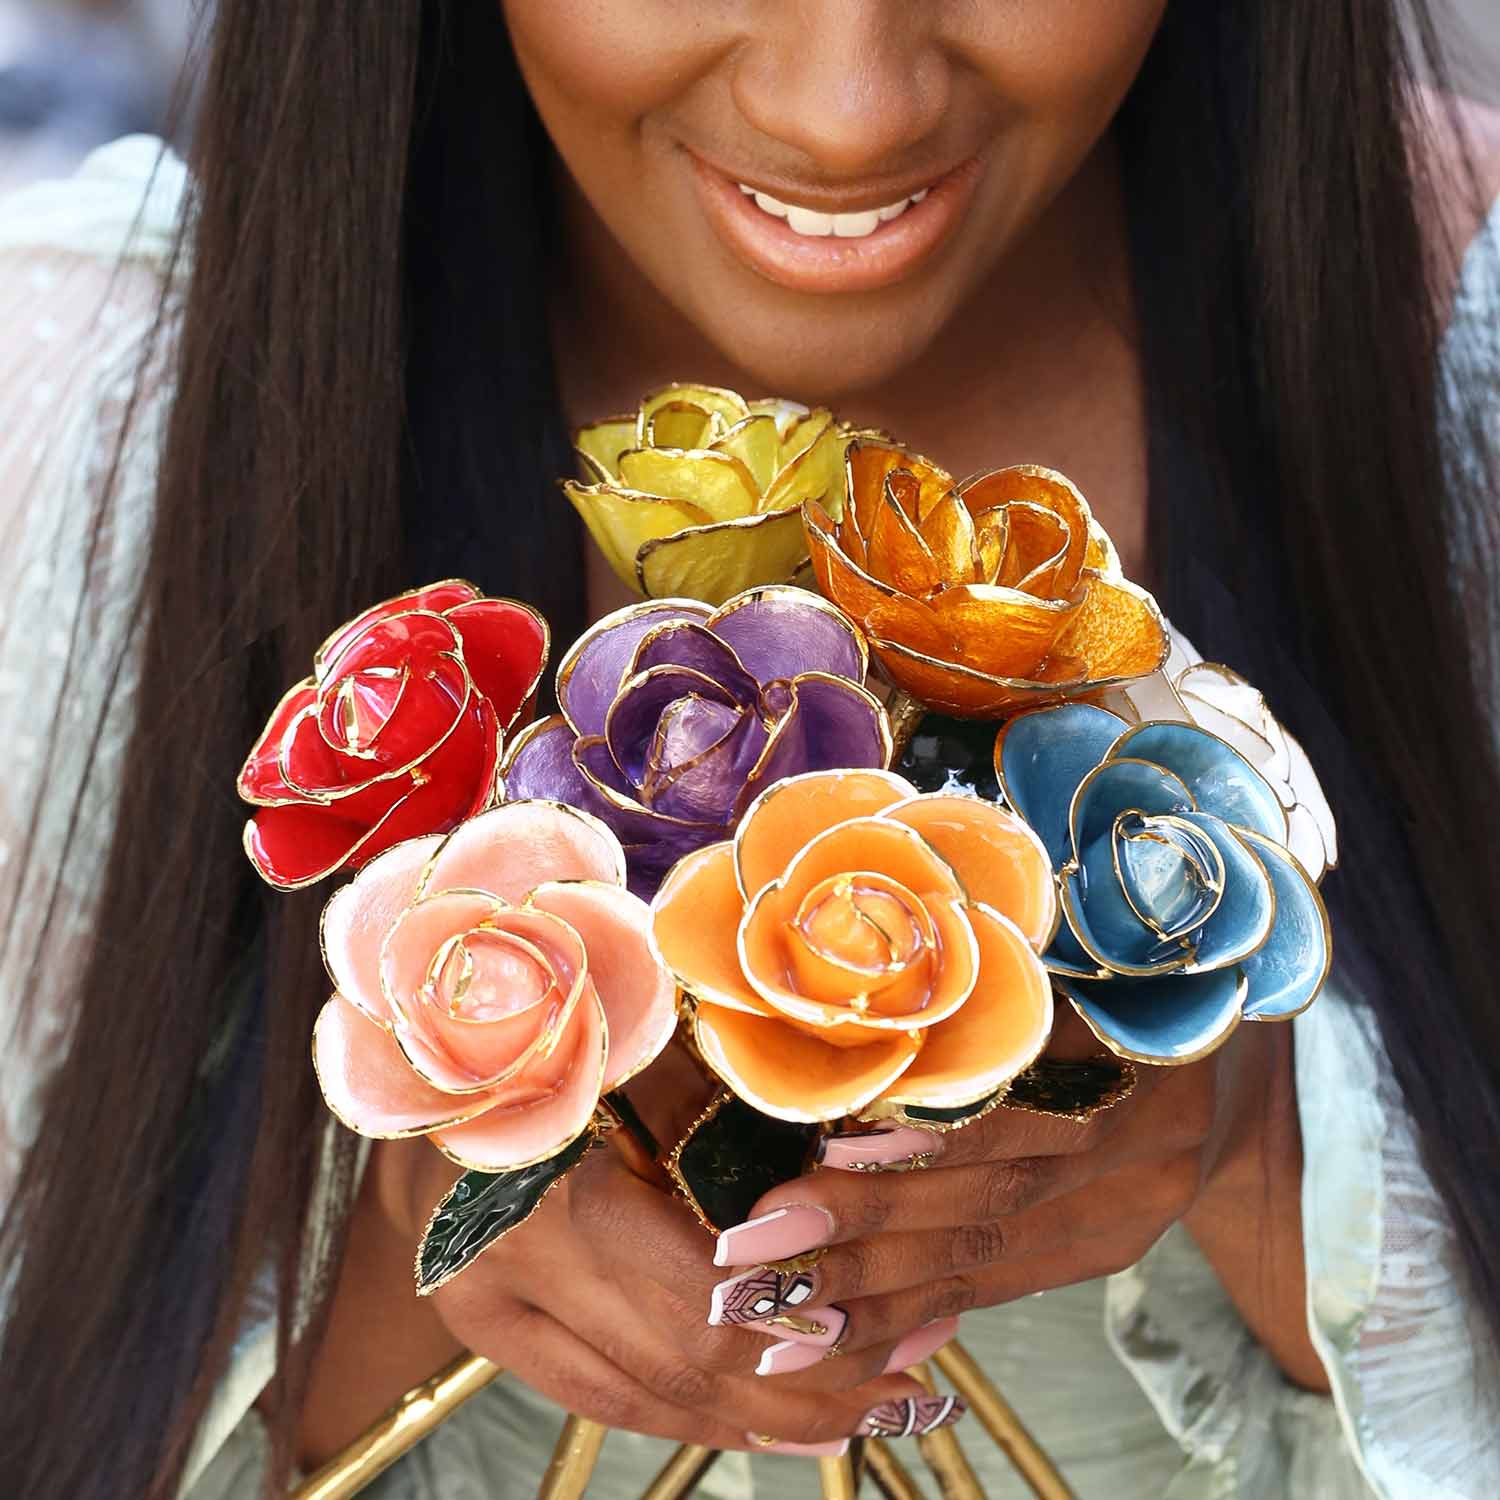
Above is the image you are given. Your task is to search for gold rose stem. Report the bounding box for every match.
[538,1412,611,1500]
[931,1343,1075,1500]
[290,1353,502,1500]
[865,1440,930,1500]
[910,1361,984,1500]
[883,687,927,760]
[818,1452,860,1500]
[640,1444,720,1500]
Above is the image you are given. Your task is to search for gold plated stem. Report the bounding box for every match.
[884,687,927,761]
[640,1444,719,1500]
[932,1343,1075,1500]
[291,1354,502,1500]
[865,1439,929,1500]
[910,1361,984,1500]
[538,1413,610,1500]
[818,1451,860,1500]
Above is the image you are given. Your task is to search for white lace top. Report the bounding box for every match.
[1,138,1497,1500]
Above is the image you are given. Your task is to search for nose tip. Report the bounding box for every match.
[730,14,950,179]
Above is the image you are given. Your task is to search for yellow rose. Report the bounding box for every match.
[566,383,844,605]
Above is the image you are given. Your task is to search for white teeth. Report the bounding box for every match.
[736,183,932,239]
[786,206,835,236]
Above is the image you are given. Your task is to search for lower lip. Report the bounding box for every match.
[691,156,981,295]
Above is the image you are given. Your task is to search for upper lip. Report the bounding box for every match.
[692,152,965,214]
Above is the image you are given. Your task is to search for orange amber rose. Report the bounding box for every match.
[804,441,1168,718]
[651,769,1056,1123]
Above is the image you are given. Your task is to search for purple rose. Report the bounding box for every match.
[502,588,892,895]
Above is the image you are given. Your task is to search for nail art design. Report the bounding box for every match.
[858,1395,966,1438]
[816,1126,942,1173]
[709,1266,818,1327]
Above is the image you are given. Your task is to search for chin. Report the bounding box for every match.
[698,301,949,401]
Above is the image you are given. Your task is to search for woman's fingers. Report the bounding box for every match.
[709,1152,1204,1346]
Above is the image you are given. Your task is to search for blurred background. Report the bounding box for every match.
[0,0,1496,193]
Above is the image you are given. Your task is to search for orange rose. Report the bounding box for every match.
[804,441,1168,717]
[652,769,1056,1122]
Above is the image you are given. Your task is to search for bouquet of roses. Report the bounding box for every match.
[239,383,1333,1294]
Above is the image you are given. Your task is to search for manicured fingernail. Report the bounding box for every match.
[746,1434,851,1457]
[714,1205,835,1267]
[817,1126,942,1172]
[751,1303,848,1349]
[882,1316,960,1374]
[709,1265,818,1326]
[859,1395,966,1437]
[754,1339,828,1377]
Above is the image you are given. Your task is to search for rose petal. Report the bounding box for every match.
[1109,722,1287,844]
[557,600,713,738]
[1048,572,1169,684]
[421,800,628,905]
[693,1003,920,1123]
[563,482,714,599]
[879,795,1057,952]
[739,880,978,1035]
[243,804,381,890]
[238,679,318,803]
[313,993,495,1138]
[615,447,761,523]
[868,636,1088,720]
[644,704,768,827]
[768,816,965,916]
[845,441,953,544]
[314,582,478,677]
[708,588,866,686]
[733,769,916,901]
[958,466,1092,600]
[879,904,1053,1107]
[1057,968,1245,1065]
[1175,813,1277,973]
[651,842,774,1016]
[431,991,607,1170]
[993,704,1129,868]
[630,621,760,704]
[636,509,810,607]
[444,597,550,730]
[320,832,445,1024]
[605,666,745,786]
[734,675,889,821]
[1235,830,1332,1019]
[528,880,678,1088]
[922,583,1077,681]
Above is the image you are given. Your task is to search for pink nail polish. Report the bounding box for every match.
[709,1265,818,1326]
[817,1126,942,1172]
[882,1316,960,1374]
[746,1434,851,1457]
[754,1339,828,1377]
[714,1205,835,1267]
[746,1304,847,1349]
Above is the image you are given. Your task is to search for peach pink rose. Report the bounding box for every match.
[313,801,678,1171]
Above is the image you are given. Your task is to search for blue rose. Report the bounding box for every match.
[995,703,1331,1063]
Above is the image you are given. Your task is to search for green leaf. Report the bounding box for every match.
[416,1129,595,1295]
[1002,1055,1137,1120]
[667,1093,819,1233]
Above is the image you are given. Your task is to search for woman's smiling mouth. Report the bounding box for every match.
[691,155,982,295]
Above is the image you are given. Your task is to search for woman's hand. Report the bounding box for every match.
[705,1014,1330,1393]
[377,1137,961,1456]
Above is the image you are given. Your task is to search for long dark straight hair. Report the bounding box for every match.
[0,3,1494,1497]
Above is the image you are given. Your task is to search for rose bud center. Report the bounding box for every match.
[788,872,936,1018]
[426,927,561,1023]
[1111,811,1226,954]
[327,665,410,757]
[642,694,744,800]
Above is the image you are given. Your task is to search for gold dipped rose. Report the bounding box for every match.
[804,440,1169,718]
[566,383,845,606]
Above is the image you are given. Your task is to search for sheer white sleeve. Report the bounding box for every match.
[0,136,186,1195]
[1105,196,1500,1500]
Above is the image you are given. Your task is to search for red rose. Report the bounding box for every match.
[238,580,549,889]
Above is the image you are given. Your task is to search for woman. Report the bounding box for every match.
[1,3,1497,1497]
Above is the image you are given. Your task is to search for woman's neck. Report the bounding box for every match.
[550,137,1147,583]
